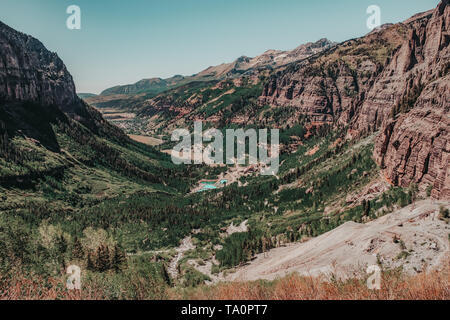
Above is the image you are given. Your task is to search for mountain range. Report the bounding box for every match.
[87,1,449,200]
[0,0,448,299]
[97,38,336,97]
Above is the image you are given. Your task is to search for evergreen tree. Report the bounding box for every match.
[56,235,68,255]
[111,245,126,272]
[87,252,95,271]
[96,244,111,272]
[72,236,84,260]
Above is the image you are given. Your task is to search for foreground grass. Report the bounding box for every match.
[173,267,450,300]
[1,265,448,300]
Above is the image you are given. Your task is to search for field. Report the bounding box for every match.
[128,135,164,146]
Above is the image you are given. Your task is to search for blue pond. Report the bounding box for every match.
[198,182,218,192]
[197,179,228,192]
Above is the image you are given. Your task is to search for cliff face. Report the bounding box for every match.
[373,1,450,199]
[258,24,407,126]
[374,77,449,199]
[258,1,449,198]
[0,21,126,149]
[0,21,78,110]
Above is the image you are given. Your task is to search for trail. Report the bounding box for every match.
[167,236,196,280]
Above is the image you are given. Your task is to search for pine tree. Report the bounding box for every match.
[57,234,68,254]
[56,235,68,272]
[111,245,126,272]
[96,244,111,272]
[87,252,95,271]
[72,236,84,260]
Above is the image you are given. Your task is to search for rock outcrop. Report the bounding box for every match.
[374,76,449,199]
[0,21,78,110]
[258,1,449,198]
[0,20,126,148]
[372,1,449,199]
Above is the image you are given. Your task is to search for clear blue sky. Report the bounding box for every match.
[0,0,439,94]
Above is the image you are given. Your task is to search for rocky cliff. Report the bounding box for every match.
[0,21,78,110]
[0,21,126,148]
[258,1,449,199]
[372,1,449,199]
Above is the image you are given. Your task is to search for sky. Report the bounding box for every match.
[0,0,440,94]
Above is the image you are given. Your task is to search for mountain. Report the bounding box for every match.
[193,38,336,79]
[85,1,449,202]
[0,2,449,299]
[0,21,78,110]
[96,39,335,97]
[100,1,449,199]
[260,1,449,199]
[0,20,186,204]
[86,2,448,202]
[77,93,98,99]
[0,20,127,144]
[84,38,337,136]
[100,75,187,96]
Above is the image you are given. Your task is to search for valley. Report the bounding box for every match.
[0,1,449,300]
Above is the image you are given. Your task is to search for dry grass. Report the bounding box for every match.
[1,266,448,300]
[0,273,85,300]
[173,267,450,300]
[0,270,167,300]
[128,134,163,146]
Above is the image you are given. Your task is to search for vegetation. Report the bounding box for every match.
[174,266,450,300]
[1,264,448,300]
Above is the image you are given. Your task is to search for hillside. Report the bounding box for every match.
[0,1,449,300]
[87,1,449,201]
[227,200,450,281]
[0,19,193,214]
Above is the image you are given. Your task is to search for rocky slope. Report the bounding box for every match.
[228,200,450,281]
[258,1,449,199]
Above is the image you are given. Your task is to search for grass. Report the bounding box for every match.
[1,264,447,300]
[173,265,450,300]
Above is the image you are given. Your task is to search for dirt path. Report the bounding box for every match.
[167,236,196,280]
[185,220,250,284]
[227,200,450,281]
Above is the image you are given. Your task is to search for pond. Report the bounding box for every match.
[198,181,218,192]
